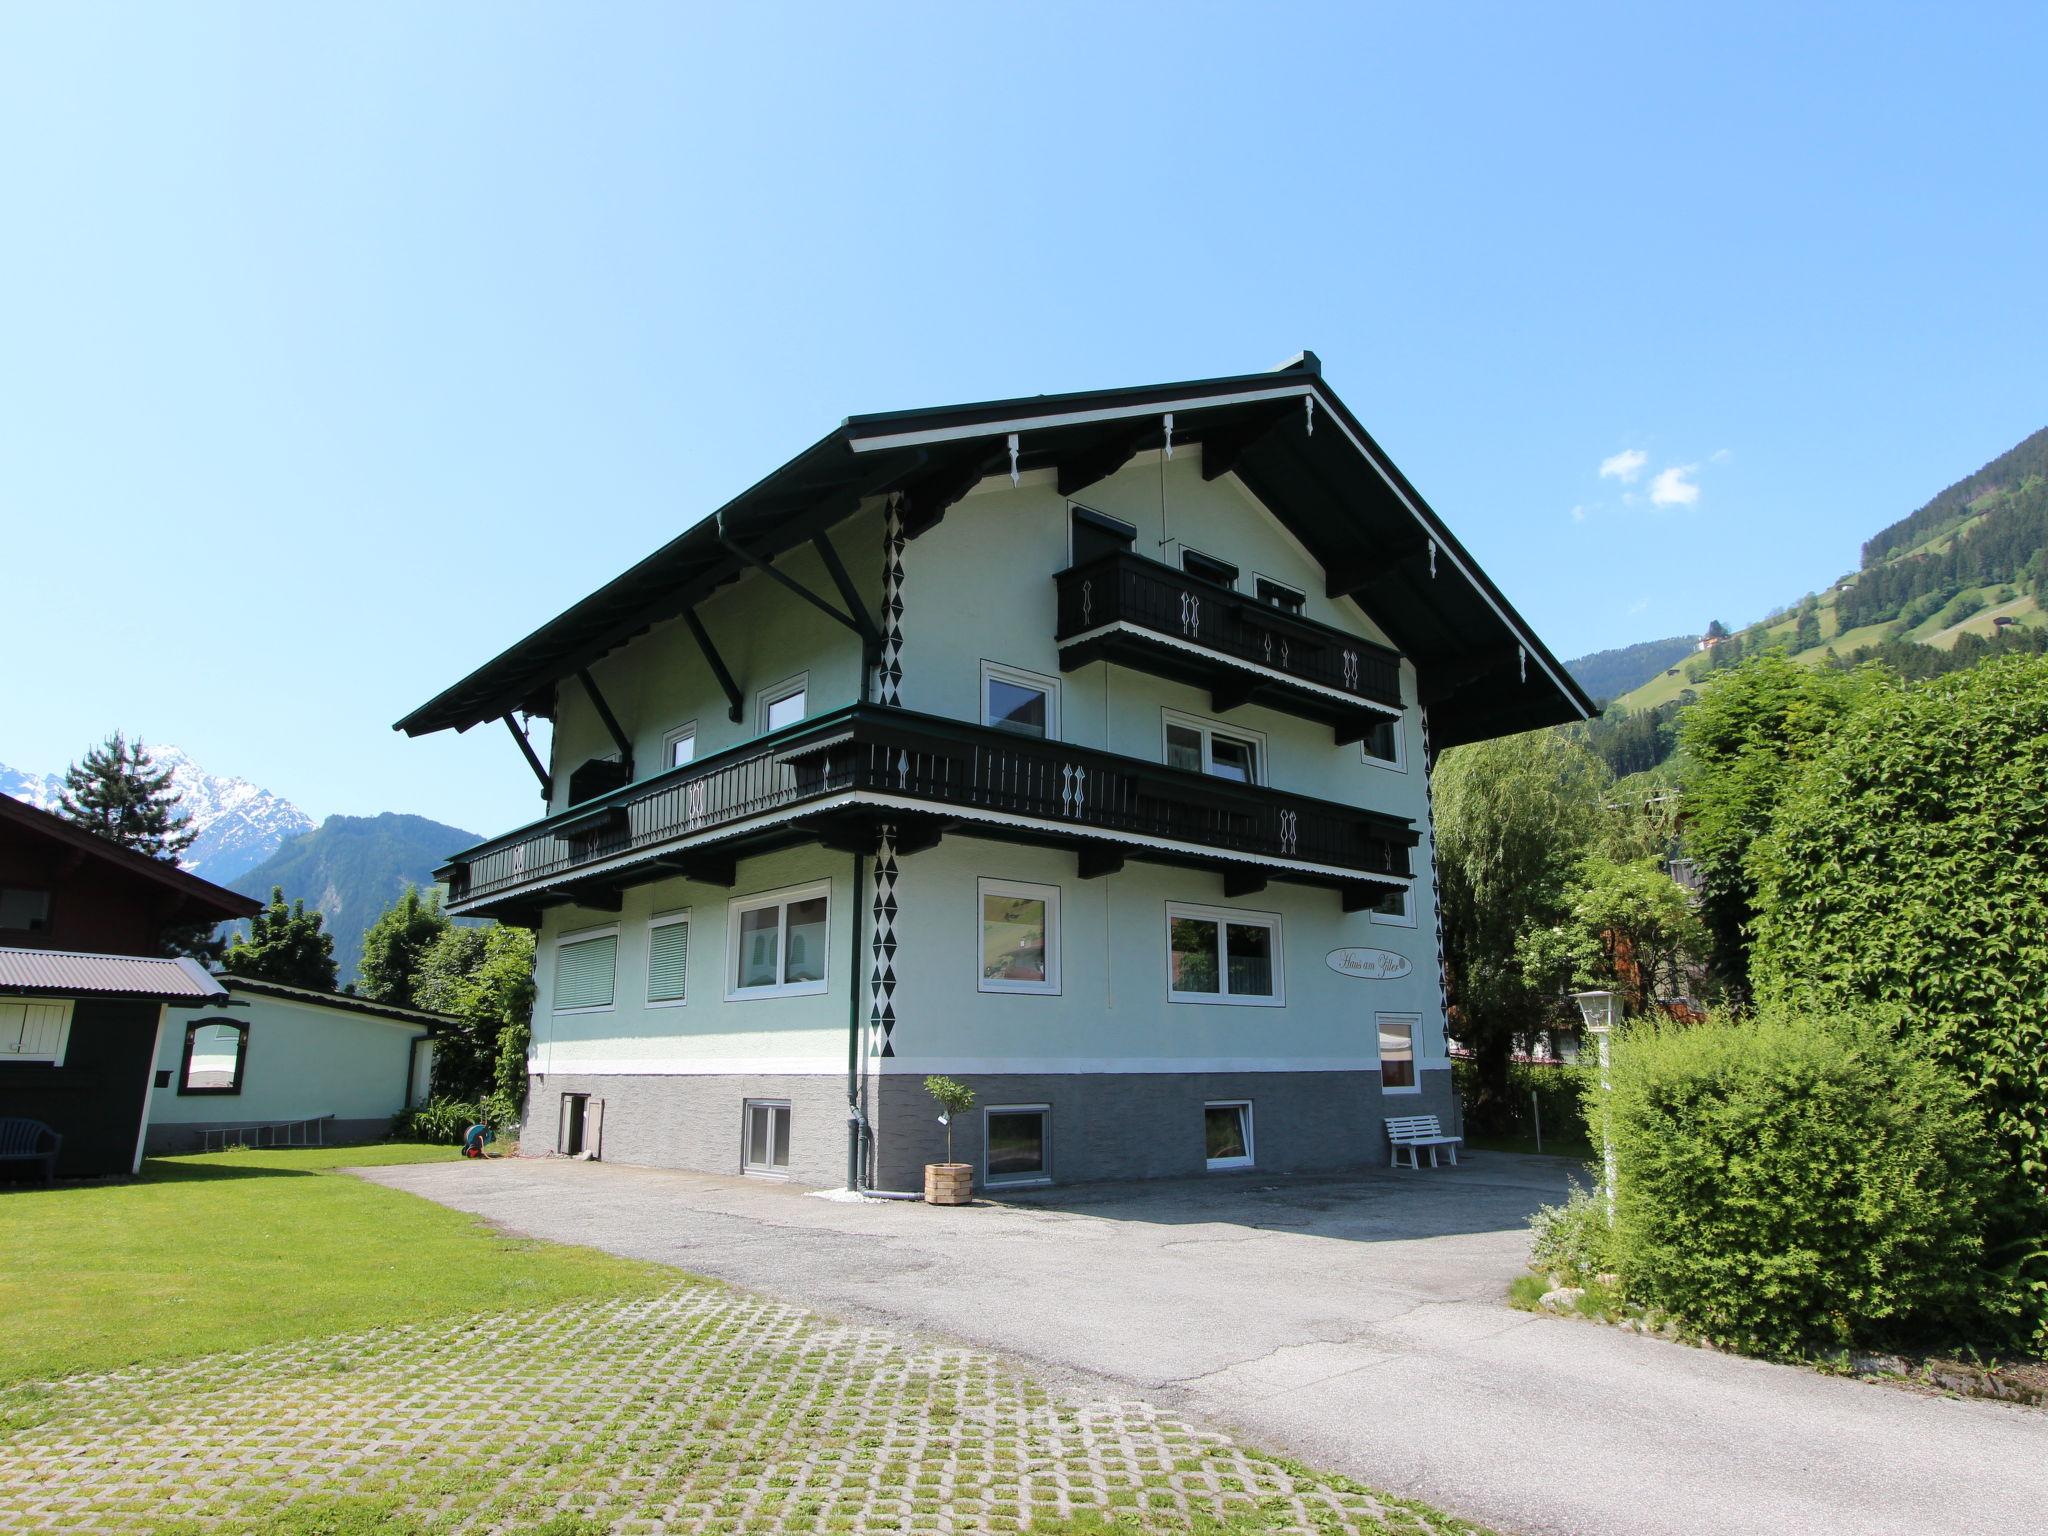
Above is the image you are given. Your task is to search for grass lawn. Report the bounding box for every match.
[0,1142,669,1385]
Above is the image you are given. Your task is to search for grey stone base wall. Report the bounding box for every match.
[520,1071,851,1188]
[869,1067,1456,1192]
[143,1116,393,1156]
[516,1068,1454,1193]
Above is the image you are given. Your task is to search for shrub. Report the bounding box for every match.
[1529,1184,1614,1281]
[394,1097,479,1145]
[1597,1008,1999,1356]
[1750,654,2048,1346]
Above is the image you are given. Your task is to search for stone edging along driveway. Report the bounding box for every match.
[361,1153,2048,1536]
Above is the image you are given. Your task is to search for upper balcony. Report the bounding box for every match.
[1053,550,1404,741]
[438,704,1417,920]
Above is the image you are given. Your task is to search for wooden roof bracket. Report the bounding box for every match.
[576,668,635,773]
[502,714,552,799]
[682,605,745,724]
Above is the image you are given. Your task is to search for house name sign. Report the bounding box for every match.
[1325,947,1412,981]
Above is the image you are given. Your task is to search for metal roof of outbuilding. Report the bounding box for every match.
[0,948,230,1003]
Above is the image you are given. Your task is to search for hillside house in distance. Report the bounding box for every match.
[399,354,1594,1191]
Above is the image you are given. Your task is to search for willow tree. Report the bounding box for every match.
[1431,728,1604,1128]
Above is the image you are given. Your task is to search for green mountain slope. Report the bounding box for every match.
[1608,425,2048,715]
[227,812,480,983]
[1565,635,1700,704]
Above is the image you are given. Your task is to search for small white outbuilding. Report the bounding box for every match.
[145,975,446,1153]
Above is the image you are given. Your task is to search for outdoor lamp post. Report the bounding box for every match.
[1571,990,1619,1220]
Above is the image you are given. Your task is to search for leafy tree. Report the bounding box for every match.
[1433,729,1605,1127]
[1676,654,1888,999]
[1751,654,2048,1346]
[1561,855,1708,1016]
[222,886,339,991]
[59,732,196,862]
[357,884,451,1006]
[412,923,536,1103]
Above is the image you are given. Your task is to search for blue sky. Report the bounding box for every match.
[4,4,2044,836]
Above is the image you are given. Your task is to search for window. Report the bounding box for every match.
[744,1099,791,1175]
[1369,886,1416,928]
[758,674,808,734]
[979,878,1060,994]
[1070,505,1136,566]
[981,661,1060,740]
[1163,711,1264,785]
[0,999,71,1065]
[647,912,690,1005]
[0,888,51,933]
[1181,547,1239,588]
[1379,1016,1419,1092]
[1362,712,1405,770]
[1253,576,1305,614]
[179,1018,247,1094]
[1166,903,1283,1005]
[1205,1102,1254,1170]
[553,927,619,1013]
[984,1105,1050,1186]
[727,881,830,999]
[663,723,698,769]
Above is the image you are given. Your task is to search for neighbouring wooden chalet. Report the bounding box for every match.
[0,795,260,1178]
[398,353,1594,1191]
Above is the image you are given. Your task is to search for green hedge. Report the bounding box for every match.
[1452,1057,1593,1146]
[1598,1009,1999,1355]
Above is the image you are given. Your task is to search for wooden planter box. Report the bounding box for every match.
[924,1162,973,1205]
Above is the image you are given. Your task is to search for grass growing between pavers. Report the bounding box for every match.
[0,1142,669,1386]
[2,1289,1491,1536]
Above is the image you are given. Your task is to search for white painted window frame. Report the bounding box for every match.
[646,908,692,1009]
[976,877,1062,996]
[0,997,72,1065]
[742,1098,792,1178]
[1165,901,1286,1007]
[725,879,832,1001]
[1369,887,1417,928]
[979,660,1062,741]
[1160,708,1266,787]
[1361,710,1408,773]
[983,1102,1053,1188]
[551,923,621,1016]
[756,672,810,736]
[1377,1013,1422,1095]
[662,721,698,770]
[1204,1100,1255,1171]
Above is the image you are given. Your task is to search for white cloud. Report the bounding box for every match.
[1650,464,1701,507]
[1599,448,1648,483]
[1570,504,1588,523]
[1709,447,1732,464]
[1627,596,1651,615]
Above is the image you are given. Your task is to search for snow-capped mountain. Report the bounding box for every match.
[0,745,314,885]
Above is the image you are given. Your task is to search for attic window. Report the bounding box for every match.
[1181,549,1239,589]
[0,888,51,933]
[1070,506,1136,567]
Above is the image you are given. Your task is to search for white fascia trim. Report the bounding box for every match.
[844,375,1586,720]
[845,384,1316,454]
[1061,622,1404,718]
[1310,392,1589,717]
[532,1056,849,1077]
[451,790,1416,913]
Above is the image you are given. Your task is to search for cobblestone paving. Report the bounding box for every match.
[0,1287,1479,1536]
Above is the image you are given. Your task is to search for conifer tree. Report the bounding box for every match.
[58,732,196,863]
[222,886,339,991]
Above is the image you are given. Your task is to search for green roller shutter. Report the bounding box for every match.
[554,933,617,1012]
[648,920,689,1002]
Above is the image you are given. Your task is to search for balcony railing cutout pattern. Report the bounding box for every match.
[1055,551,1402,711]
[443,707,1415,910]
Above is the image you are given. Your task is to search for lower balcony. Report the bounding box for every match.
[439,705,1418,918]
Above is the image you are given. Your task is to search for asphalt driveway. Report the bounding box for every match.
[363,1153,2048,1536]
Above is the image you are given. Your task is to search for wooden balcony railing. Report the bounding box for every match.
[1054,550,1403,715]
[440,705,1416,909]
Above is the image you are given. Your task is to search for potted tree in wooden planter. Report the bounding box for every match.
[923,1075,976,1205]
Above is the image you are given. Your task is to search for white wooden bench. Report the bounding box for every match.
[1386,1113,1462,1169]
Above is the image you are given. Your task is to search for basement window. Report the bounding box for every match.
[744,1099,791,1176]
[1205,1102,1254,1170]
[985,1105,1050,1187]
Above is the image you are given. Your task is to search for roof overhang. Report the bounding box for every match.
[0,948,230,1004]
[395,354,1595,749]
